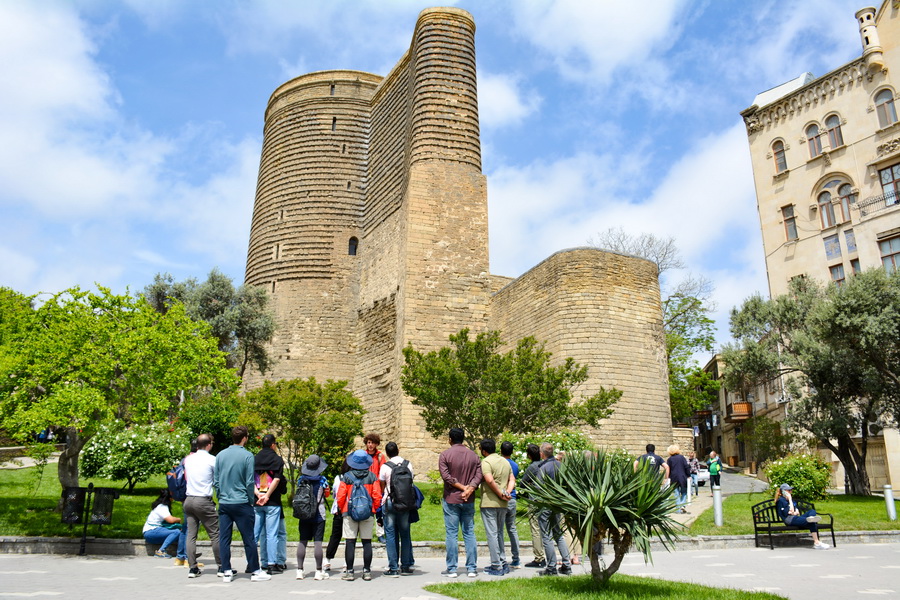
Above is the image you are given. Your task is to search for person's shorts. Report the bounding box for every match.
[342,515,374,540]
[298,520,326,542]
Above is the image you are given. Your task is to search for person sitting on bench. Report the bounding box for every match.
[774,483,829,550]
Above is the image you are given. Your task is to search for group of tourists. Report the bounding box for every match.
[634,443,725,514]
[142,426,584,583]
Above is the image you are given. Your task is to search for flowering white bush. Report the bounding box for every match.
[81,422,190,491]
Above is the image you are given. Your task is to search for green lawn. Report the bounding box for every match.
[0,466,542,544]
[426,574,786,600]
[688,491,900,536]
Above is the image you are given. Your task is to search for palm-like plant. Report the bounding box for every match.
[520,449,682,587]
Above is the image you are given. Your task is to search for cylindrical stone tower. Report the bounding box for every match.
[244,70,381,388]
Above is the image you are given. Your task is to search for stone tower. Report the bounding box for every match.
[245,7,672,467]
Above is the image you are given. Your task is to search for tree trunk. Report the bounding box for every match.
[590,529,631,587]
[825,434,870,495]
[57,428,88,489]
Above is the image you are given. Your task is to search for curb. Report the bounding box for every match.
[3,531,899,557]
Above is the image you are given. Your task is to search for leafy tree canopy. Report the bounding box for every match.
[401,329,620,448]
[240,378,365,496]
[0,286,238,489]
[145,269,276,378]
[725,269,900,495]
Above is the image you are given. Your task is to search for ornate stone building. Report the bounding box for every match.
[244,7,672,467]
[739,2,900,486]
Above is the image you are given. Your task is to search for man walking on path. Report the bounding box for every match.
[183,433,220,577]
[479,439,513,576]
[438,428,482,578]
[214,426,271,583]
[535,442,571,577]
[520,443,546,568]
[379,441,415,577]
[254,434,286,575]
[500,441,521,569]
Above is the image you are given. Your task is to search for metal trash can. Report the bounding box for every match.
[61,487,86,524]
[90,487,119,525]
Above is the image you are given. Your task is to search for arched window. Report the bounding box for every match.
[818,191,836,228]
[773,140,787,174]
[348,236,358,256]
[825,115,843,148]
[876,89,897,128]
[837,183,856,222]
[806,124,822,158]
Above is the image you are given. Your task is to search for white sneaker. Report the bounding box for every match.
[814,541,830,549]
[251,570,272,582]
[296,569,305,580]
[323,560,331,572]
[314,570,329,580]
[222,572,233,583]
[807,516,822,523]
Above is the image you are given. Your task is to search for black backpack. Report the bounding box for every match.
[387,460,415,512]
[292,479,317,521]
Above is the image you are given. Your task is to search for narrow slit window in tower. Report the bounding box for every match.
[332,117,337,131]
[342,144,346,154]
[347,181,351,189]
[330,83,335,96]
[271,281,276,293]
[349,237,358,256]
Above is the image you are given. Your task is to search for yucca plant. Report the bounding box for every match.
[520,449,682,587]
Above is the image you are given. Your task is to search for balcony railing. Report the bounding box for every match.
[857,190,900,217]
[726,401,753,422]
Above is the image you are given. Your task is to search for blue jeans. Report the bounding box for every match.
[254,504,282,567]
[218,502,260,574]
[442,499,477,573]
[480,506,507,569]
[260,513,286,566]
[384,498,414,571]
[674,483,688,509]
[144,524,186,559]
[504,498,520,563]
[786,510,819,533]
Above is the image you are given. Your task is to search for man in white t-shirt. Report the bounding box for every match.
[378,442,415,577]
[183,433,221,578]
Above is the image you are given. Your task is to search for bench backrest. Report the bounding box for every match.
[752,498,817,523]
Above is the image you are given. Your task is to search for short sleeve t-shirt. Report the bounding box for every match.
[480,453,512,508]
[142,504,172,533]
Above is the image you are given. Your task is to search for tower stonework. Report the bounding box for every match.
[245,7,672,468]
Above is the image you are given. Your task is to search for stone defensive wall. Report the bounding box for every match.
[488,248,672,455]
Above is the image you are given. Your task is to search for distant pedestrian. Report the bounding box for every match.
[479,438,513,576]
[438,428,482,578]
[295,454,331,580]
[520,443,546,569]
[183,433,220,577]
[214,426,271,583]
[666,445,691,513]
[687,451,700,495]
[142,489,187,562]
[708,450,723,492]
[336,449,382,581]
[634,443,670,480]
[499,441,521,569]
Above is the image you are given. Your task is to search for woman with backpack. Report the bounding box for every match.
[294,455,331,581]
[335,449,382,581]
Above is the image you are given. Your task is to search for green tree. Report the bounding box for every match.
[736,415,792,467]
[0,287,35,375]
[589,229,717,423]
[240,378,365,495]
[145,269,276,379]
[726,269,900,495]
[521,449,680,587]
[0,286,238,490]
[401,329,620,448]
[176,392,243,455]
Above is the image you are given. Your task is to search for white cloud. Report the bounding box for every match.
[510,0,687,84]
[478,71,541,130]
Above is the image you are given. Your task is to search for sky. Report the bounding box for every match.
[0,0,868,355]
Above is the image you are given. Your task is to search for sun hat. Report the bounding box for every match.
[347,449,373,470]
[302,454,328,477]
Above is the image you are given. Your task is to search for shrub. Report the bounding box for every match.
[499,430,594,471]
[81,422,190,491]
[763,453,831,500]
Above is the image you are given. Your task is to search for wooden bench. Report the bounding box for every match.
[752,499,836,549]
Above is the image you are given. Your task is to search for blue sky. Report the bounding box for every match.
[0,0,866,352]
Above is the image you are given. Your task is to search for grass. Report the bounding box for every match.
[0,466,544,544]
[688,491,900,536]
[426,573,787,600]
